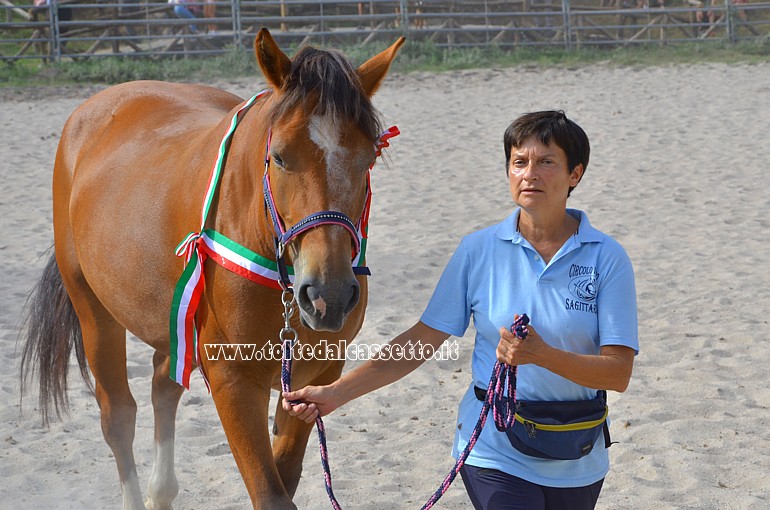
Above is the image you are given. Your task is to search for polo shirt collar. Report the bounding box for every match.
[495,208,604,245]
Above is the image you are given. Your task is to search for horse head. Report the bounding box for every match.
[254,29,404,331]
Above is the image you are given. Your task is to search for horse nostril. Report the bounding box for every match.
[343,280,360,315]
[297,279,359,322]
[298,284,327,318]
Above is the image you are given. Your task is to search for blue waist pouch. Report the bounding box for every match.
[506,391,611,460]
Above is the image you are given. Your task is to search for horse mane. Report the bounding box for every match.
[267,46,383,141]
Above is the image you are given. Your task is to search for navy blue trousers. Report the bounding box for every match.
[459,464,604,510]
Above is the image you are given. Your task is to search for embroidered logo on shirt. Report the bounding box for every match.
[566,264,598,314]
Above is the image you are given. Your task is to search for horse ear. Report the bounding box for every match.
[254,28,292,90]
[357,37,405,97]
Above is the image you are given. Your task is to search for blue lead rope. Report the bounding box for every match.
[418,313,530,509]
[290,313,531,510]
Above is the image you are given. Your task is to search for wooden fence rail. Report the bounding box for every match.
[1,0,768,61]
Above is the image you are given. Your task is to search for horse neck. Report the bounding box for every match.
[208,100,275,261]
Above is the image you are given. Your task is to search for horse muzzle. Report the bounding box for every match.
[295,276,360,331]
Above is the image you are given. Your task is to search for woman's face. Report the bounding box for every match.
[508,135,583,213]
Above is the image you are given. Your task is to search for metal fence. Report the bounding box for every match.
[1,0,769,61]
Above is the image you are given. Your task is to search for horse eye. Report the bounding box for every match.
[272,153,285,169]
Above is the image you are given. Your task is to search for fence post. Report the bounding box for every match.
[319,1,325,46]
[399,0,409,35]
[725,0,735,43]
[49,0,61,62]
[561,0,571,50]
[232,0,242,50]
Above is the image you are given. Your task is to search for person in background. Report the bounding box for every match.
[168,0,216,34]
[695,0,719,30]
[282,110,638,510]
[203,0,217,34]
[33,0,73,34]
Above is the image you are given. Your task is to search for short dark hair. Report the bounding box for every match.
[503,110,590,196]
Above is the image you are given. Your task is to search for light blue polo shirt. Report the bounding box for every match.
[420,208,638,488]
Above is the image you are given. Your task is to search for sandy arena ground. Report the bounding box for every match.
[1,60,769,509]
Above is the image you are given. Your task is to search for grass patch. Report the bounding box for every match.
[2,38,769,87]
[0,48,258,85]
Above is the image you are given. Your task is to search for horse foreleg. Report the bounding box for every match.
[145,351,184,510]
[271,396,314,497]
[207,362,297,510]
[272,360,344,497]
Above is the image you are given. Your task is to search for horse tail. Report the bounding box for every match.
[20,252,92,426]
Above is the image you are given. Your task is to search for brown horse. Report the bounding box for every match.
[21,28,404,510]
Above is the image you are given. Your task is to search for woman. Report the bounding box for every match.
[283,110,638,510]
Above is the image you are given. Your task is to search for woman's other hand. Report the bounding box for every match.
[496,315,549,366]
